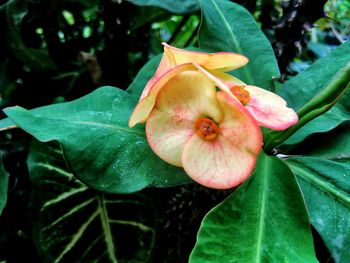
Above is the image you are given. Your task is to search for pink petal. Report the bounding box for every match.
[139,46,176,100]
[181,91,262,189]
[146,71,222,166]
[245,85,298,130]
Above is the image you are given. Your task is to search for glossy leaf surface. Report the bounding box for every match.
[190,153,317,263]
[29,141,157,262]
[3,87,191,193]
[287,157,350,263]
[277,41,350,146]
[198,0,280,90]
[264,63,350,152]
[288,121,350,160]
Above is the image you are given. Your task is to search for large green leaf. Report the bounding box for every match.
[286,121,350,160]
[190,153,317,263]
[0,156,9,216]
[278,41,350,111]
[287,157,350,263]
[3,87,191,193]
[29,141,157,262]
[198,0,280,90]
[264,64,350,153]
[277,41,350,146]
[3,0,57,71]
[126,0,199,14]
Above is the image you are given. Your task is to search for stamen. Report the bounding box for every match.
[194,118,220,140]
[230,85,250,105]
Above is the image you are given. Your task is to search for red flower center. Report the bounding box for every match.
[230,85,250,105]
[195,118,220,140]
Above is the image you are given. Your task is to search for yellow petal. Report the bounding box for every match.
[128,63,197,127]
[181,91,262,189]
[206,69,246,86]
[194,64,243,104]
[146,71,222,166]
[163,42,248,72]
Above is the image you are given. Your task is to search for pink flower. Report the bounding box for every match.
[128,44,298,189]
[128,43,248,127]
[145,70,262,189]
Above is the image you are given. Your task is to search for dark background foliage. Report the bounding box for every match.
[0,0,349,262]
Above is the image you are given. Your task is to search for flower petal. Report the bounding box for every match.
[146,71,222,166]
[245,85,299,130]
[194,64,242,104]
[139,46,176,100]
[146,110,194,166]
[128,63,197,127]
[181,91,262,189]
[163,43,248,72]
[206,68,246,86]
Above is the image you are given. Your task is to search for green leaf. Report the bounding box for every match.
[3,86,191,193]
[3,0,57,71]
[126,54,162,100]
[279,95,350,148]
[278,41,350,111]
[264,63,350,153]
[276,41,350,146]
[29,141,157,262]
[286,121,350,160]
[0,117,16,131]
[190,153,317,263]
[126,0,199,14]
[287,157,350,263]
[0,156,9,216]
[198,0,280,90]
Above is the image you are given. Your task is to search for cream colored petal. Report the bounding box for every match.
[146,110,194,166]
[206,69,246,86]
[146,71,223,165]
[181,91,262,189]
[128,63,197,127]
[163,42,248,72]
[194,64,242,104]
[245,85,299,130]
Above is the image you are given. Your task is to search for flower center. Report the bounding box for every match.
[230,85,250,105]
[195,118,220,140]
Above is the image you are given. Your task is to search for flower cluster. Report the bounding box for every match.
[129,43,298,189]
